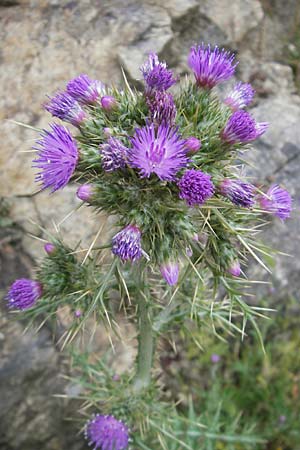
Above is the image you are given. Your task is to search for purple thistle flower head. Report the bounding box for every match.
[224,82,255,110]
[85,414,129,450]
[146,91,177,126]
[99,137,128,172]
[259,185,292,220]
[44,242,56,255]
[33,124,79,193]
[221,110,268,144]
[140,52,178,92]
[185,136,202,154]
[101,95,117,111]
[66,74,105,104]
[6,278,42,310]
[112,225,142,262]
[220,179,255,208]
[129,123,188,181]
[160,261,179,286]
[188,44,237,88]
[211,353,221,364]
[74,309,82,318]
[45,91,86,126]
[77,184,94,202]
[178,169,215,206]
[227,259,241,277]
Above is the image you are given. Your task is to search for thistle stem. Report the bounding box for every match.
[133,294,154,392]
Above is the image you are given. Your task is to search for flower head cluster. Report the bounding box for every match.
[221,110,268,144]
[6,279,42,310]
[45,91,86,126]
[140,52,177,92]
[179,169,215,206]
[220,179,255,208]
[259,185,292,220]
[67,74,105,104]
[85,414,129,450]
[224,82,255,110]
[100,137,128,172]
[112,225,142,262]
[129,124,188,181]
[33,124,78,193]
[188,44,237,88]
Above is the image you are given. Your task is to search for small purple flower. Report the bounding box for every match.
[33,124,79,193]
[221,110,268,144]
[146,90,177,126]
[66,74,105,104]
[45,91,86,126]
[101,95,117,111]
[227,259,241,277]
[74,309,82,318]
[140,52,177,92]
[220,179,255,208]
[99,137,128,172]
[129,123,188,181]
[211,354,220,364]
[178,169,214,206]
[44,242,56,255]
[279,415,286,425]
[85,414,129,450]
[160,261,179,286]
[185,137,202,154]
[188,44,237,88]
[259,185,292,220]
[112,225,142,262]
[77,184,94,202]
[6,279,42,310]
[224,82,255,110]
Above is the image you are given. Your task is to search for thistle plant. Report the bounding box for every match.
[5,43,292,449]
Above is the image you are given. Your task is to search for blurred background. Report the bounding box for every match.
[0,0,299,449]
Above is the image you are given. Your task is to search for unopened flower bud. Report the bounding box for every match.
[101,95,117,111]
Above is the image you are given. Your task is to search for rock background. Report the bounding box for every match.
[0,0,299,449]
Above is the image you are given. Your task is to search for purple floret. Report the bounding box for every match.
[140,52,177,92]
[178,169,214,206]
[221,110,268,144]
[33,123,79,192]
[146,90,177,126]
[224,82,255,110]
[112,225,142,262]
[7,279,42,310]
[99,137,128,172]
[188,43,237,88]
[220,179,255,208]
[85,414,129,450]
[160,261,179,286]
[259,185,292,220]
[129,123,188,181]
[45,91,86,126]
[67,74,105,104]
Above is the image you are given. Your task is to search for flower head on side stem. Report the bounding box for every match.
[188,43,237,88]
[85,414,129,450]
[45,91,87,126]
[6,279,42,310]
[112,225,142,262]
[259,185,292,220]
[33,124,79,193]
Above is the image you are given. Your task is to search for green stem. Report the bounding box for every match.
[133,294,154,392]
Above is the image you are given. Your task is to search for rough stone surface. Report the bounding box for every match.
[199,0,264,43]
[1,0,300,448]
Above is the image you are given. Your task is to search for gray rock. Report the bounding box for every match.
[199,0,264,43]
